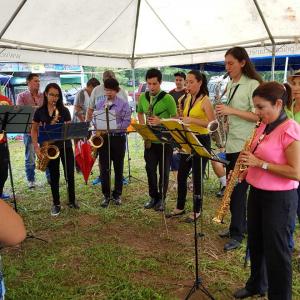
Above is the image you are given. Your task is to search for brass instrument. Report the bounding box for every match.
[212,73,228,148]
[177,94,185,117]
[144,95,154,149]
[213,121,260,223]
[36,108,60,171]
[89,130,104,159]
[207,120,224,148]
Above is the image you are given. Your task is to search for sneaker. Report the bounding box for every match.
[113,196,122,205]
[216,186,226,198]
[92,177,102,185]
[122,177,129,185]
[51,205,61,216]
[28,181,35,189]
[0,193,11,200]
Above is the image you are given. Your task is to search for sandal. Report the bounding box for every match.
[165,209,185,218]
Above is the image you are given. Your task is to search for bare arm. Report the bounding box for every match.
[31,121,42,159]
[0,200,26,246]
[74,105,85,122]
[138,112,145,125]
[86,108,94,122]
[240,140,300,180]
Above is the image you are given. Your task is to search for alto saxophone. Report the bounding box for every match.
[36,108,60,171]
[177,94,185,117]
[212,121,260,224]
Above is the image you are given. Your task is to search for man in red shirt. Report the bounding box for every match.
[0,92,12,200]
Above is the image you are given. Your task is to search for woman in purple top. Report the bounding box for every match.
[95,78,131,208]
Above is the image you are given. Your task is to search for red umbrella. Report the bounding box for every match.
[75,140,96,184]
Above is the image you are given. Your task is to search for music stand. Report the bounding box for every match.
[0,105,34,212]
[39,122,90,203]
[93,107,117,201]
[161,119,220,300]
[133,123,180,236]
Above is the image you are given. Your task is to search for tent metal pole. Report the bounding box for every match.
[253,0,276,80]
[0,0,27,38]
[284,56,289,83]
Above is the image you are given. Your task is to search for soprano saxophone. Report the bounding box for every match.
[144,95,154,149]
[212,121,260,224]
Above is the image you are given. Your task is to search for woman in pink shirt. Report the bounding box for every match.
[233,82,300,300]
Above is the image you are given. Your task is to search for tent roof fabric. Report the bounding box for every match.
[0,0,300,68]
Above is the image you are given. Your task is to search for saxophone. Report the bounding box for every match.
[212,121,260,223]
[177,94,185,117]
[144,95,154,149]
[36,108,60,171]
[89,130,104,159]
[211,73,228,148]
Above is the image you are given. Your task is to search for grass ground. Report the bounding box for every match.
[2,133,300,300]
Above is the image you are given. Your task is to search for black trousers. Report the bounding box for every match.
[226,152,248,242]
[98,135,126,199]
[0,143,9,195]
[245,187,297,300]
[176,134,210,213]
[144,143,173,201]
[47,146,75,206]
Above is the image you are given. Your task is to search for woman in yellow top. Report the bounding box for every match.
[167,70,215,222]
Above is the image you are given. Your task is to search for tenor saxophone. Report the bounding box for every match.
[89,130,104,159]
[36,108,60,171]
[212,121,260,224]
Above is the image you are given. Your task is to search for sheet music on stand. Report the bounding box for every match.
[38,122,90,144]
[0,105,34,134]
[93,109,117,130]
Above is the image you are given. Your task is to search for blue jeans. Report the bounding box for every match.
[23,134,35,182]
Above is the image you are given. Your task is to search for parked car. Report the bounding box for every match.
[64,87,79,105]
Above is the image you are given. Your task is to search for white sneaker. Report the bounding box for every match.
[28,181,35,189]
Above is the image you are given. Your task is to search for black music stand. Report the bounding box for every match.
[93,107,117,201]
[39,122,90,203]
[161,119,226,300]
[0,105,34,212]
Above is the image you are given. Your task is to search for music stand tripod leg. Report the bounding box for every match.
[161,142,169,237]
[185,156,215,300]
[125,133,143,183]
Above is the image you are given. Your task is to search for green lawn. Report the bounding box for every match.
[2,134,300,300]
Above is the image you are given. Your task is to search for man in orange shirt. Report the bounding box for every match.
[0,91,12,200]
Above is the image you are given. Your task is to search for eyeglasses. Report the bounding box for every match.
[48,93,59,98]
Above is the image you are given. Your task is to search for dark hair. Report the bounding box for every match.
[174,72,186,80]
[104,78,120,92]
[145,68,162,83]
[43,83,64,111]
[26,73,39,83]
[87,77,100,88]
[225,47,263,83]
[252,81,292,109]
[187,70,209,97]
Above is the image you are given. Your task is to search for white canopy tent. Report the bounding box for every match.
[0,0,300,70]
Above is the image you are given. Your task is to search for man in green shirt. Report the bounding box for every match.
[137,68,177,211]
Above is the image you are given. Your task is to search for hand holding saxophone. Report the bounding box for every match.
[147,115,161,126]
[215,103,233,116]
[239,151,263,168]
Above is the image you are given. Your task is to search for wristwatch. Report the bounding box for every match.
[261,162,269,170]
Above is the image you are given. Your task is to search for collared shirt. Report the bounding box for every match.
[225,74,259,153]
[16,90,44,107]
[72,89,90,123]
[89,85,128,110]
[95,96,131,132]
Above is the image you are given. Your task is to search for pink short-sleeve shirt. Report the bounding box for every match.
[246,119,300,191]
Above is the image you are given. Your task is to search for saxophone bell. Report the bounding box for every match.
[37,143,60,171]
[89,131,104,158]
[207,120,225,148]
